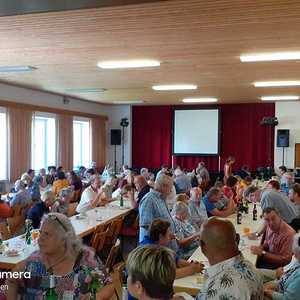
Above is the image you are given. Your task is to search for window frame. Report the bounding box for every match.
[73,116,91,169]
[32,111,57,171]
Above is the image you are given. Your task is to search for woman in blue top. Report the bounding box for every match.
[264,233,300,300]
[128,218,204,300]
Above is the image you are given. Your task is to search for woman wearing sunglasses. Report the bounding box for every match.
[6,212,114,299]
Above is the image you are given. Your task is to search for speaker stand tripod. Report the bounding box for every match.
[114,144,117,175]
[282,147,285,166]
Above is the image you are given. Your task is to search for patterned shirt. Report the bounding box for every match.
[139,189,177,250]
[12,247,111,299]
[273,261,300,300]
[173,217,199,259]
[196,254,263,300]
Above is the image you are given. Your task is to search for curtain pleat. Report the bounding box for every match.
[91,117,106,168]
[57,114,73,171]
[8,107,32,182]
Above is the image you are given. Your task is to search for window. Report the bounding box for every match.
[73,118,91,168]
[32,113,56,170]
[0,107,7,180]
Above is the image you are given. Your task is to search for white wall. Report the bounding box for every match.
[0,82,133,169]
[275,101,300,169]
[0,82,112,116]
[106,105,132,171]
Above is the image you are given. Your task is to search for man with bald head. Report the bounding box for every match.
[195,217,263,300]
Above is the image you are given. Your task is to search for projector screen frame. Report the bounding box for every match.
[172,107,221,156]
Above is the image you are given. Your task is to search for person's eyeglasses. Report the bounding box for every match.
[46,214,68,232]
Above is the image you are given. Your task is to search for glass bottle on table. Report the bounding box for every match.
[45,275,58,300]
[253,203,258,221]
[25,219,32,245]
[120,193,124,207]
[237,203,242,225]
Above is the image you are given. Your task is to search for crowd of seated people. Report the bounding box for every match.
[2,160,300,300]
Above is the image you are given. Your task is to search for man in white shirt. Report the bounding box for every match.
[76,175,107,213]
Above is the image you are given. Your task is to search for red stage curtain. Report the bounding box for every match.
[132,106,173,169]
[132,103,275,172]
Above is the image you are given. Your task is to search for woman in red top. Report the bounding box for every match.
[223,175,239,204]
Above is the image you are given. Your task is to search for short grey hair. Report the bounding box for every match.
[140,168,148,175]
[89,174,101,184]
[154,174,173,192]
[173,201,188,216]
[206,187,221,199]
[244,185,259,198]
[42,212,83,260]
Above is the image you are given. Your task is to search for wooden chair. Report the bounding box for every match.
[66,202,78,217]
[0,223,11,240]
[91,228,109,254]
[111,261,126,300]
[105,217,124,246]
[7,204,27,236]
[105,239,121,273]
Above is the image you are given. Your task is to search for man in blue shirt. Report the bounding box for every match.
[139,174,177,250]
[202,187,236,217]
[27,190,55,228]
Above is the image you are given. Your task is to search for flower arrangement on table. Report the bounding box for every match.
[78,266,105,299]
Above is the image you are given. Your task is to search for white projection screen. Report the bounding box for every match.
[173,109,220,155]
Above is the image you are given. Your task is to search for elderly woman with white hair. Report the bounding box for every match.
[264,233,300,300]
[7,212,114,299]
[8,179,32,208]
[172,201,200,259]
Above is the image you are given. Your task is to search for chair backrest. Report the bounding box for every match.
[7,204,26,236]
[106,217,123,245]
[90,224,106,246]
[105,239,121,273]
[91,228,109,253]
[111,261,126,300]
[0,223,11,240]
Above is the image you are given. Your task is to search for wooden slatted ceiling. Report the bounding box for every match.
[0,0,300,104]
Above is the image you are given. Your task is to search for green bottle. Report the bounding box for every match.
[25,219,32,245]
[45,275,58,300]
[120,194,124,207]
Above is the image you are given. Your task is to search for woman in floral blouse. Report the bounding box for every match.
[172,201,200,259]
[7,213,114,299]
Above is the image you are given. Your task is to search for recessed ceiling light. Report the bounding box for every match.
[97,60,160,69]
[65,88,106,93]
[152,84,197,91]
[0,66,36,72]
[182,98,218,103]
[240,52,300,62]
[113,100,144,104]
[254,81,300,87]
[261,96,299,101]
